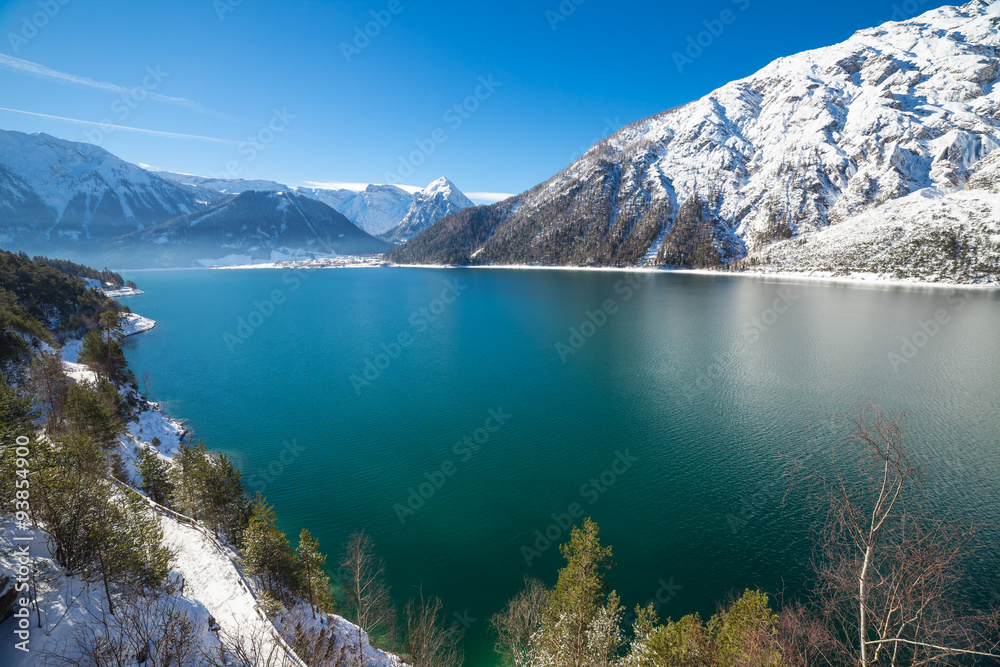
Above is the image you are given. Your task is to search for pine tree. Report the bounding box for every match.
[79,327,133,387]
[27,351,69,430]
[638,614,710,667]
[206,451,249,542]
[710,590,782,667]
[538,518,617,667]
[136,447,174,505]
[85,490,173,615]
[0,375,35,444]
[64,380,124,449]
[168,442,248,543]
[241,493,294,605]
[296,528,333,618]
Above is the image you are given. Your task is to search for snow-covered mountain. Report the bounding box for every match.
[0,130,199,249]
[381,177,475,244]
[110,190,390,268]
[392,1,1000,282]
[333,184,415,235]
[156,172,475,239]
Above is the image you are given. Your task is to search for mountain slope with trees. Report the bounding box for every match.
[391,1,1000,283]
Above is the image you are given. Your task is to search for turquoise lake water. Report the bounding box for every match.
[119,268,1000,666]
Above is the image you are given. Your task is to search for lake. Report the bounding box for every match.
[120,267,1000,666]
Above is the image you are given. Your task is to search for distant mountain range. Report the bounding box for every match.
[391,0,1000,283]
[4,1,1000,282]
[110,190,390,268]
[155,172,473,242]
[0,129,473,268]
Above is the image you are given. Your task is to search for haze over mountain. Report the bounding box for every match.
[109,190,390,268]
[391,0,1000,283]
[0,129,472,267]
[0,130,198,251]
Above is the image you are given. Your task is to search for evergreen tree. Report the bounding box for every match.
[656,194,723,269]
[0,375,36,444]
[28,351,69,430]
[85,490,173,614]
[538,518,617,667]
[241,493,295,605]
[64,380,125,449]
[0,377,37,515]
[169,442,248,542]
[637,614,710,667]
[32,435,112,573]
[79,328,133,386]
[295,528,333,618]
[136,447,174,505]
[710,590,782,667]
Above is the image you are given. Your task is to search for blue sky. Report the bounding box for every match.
[0,0,950,202]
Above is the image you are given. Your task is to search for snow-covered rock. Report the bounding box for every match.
[120,312,156,336]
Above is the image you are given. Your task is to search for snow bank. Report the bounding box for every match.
[120,312,156,337]
[103,286,144,298]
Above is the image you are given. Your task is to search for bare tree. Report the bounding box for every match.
[404,588,463,667]
[340,531,397,667]
[776,601,840,667]
[218,617,298,667]
[284,617,347,667]
[801,407,1000,666]
[490,577,550,667]
[49,591,211,667]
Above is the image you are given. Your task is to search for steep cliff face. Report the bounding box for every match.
[392,1,1000,281]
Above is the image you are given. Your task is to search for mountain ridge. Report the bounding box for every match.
[390,0,1000,283]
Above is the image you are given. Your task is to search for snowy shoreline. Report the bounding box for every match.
[210,258,998,291]
[8,304,402,667]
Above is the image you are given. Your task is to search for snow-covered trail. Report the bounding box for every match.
[156,508,303,666]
